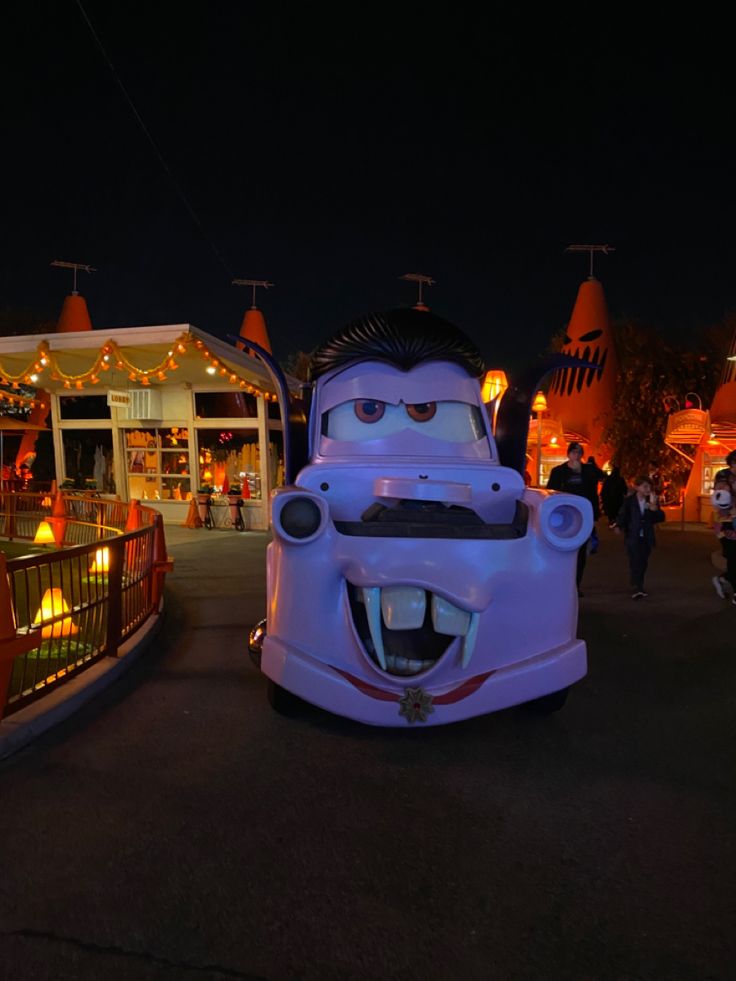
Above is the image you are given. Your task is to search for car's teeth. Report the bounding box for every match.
[381,586,426,630]
[431,594,471,637]
[362,587,387,670]
[461,612,481,668]
[385,654,434,675]
[355,585,477,674]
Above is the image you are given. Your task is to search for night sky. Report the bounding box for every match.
[3,6,735,374]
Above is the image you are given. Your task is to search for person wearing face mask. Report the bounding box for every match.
[547,441,601,596]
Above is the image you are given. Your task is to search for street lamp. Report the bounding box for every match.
[531,390,548,487]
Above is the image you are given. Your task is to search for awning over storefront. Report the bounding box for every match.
[0,324,282,399]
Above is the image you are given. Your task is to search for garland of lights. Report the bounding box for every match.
[0,332,278,401]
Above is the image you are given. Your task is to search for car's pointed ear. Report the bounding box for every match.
[495,353,596,475]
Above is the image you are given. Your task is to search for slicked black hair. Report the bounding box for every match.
[309,308,485,380]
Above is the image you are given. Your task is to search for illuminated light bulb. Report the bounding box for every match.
[90,375,99,384]
[89,547,110,573]
[41,495,52,508]
[141,375,150,386]
[101,362,110,370]
[63,380,71,389]
[206,366,217,375]
[219,367,227,376]
[128,372,137,381]
[33,521,56,546]
[239,380,246,388]
[40,356,48,366]
[229,374,237,384]
[103,354,110,362]
[75,380,83,390]
[33,588,78,639]
[167,350,173,357]
[157,371,167,381]
[168,359,178,370]
[34,362,42,372]
[116,361,125,369]
[177,343,186,353]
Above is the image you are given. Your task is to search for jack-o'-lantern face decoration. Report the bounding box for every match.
[550,325,608,397]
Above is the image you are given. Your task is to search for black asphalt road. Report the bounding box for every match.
[0,523,734,981]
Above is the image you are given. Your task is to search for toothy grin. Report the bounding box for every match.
[348,583,480,676]
[551,344,607,396]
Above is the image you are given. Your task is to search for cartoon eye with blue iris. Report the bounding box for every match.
[406,402,437,422]
[354,399,386,423]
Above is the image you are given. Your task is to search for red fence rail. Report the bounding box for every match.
[0,493,172,718]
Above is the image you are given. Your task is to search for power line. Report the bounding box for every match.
[74,0,234,280]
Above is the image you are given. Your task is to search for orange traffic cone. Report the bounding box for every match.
[151,514,174,608]
[49,490,67,546]
[125,499,142,532]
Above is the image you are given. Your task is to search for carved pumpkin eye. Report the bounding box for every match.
[406,402,437,422]
[579,328,603,342]
[354,399,386,423]
[564,335,572,345]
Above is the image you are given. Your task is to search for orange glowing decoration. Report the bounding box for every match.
[32,588,78,639]
[531,391,548,414]
[89,547,110,573]
[41,495,52,508]
[33,521,56,546]
[481,369,508,404]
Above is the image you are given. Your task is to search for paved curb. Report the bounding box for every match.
[0,606,165,761]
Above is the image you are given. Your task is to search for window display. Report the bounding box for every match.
[125,427,191,501]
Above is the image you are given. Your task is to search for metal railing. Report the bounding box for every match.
[0,493,172,718]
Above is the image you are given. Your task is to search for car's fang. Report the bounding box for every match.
[352,584,478,676]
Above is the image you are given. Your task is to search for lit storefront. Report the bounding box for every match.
[0,323,291,529]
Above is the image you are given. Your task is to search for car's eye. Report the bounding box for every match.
[354,399,386,423]
[406,402,437,422]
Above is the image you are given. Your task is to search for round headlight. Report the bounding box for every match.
[539,494,592,551]
[547,503,584,539]
[279,496,323,539]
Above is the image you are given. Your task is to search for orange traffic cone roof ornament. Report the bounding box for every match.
[546,245,618,464]
[51,260,96,333]
[232,278,273,354]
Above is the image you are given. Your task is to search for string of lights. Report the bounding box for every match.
[0,332,278,401]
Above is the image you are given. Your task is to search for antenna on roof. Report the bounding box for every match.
[564,245,615,280]
[50,260,97,295]
[399,272,435,309]
[232,279,275,309]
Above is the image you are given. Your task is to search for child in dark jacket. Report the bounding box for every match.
[614,476,665,599]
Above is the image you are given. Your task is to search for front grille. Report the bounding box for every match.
[334,499,528,540]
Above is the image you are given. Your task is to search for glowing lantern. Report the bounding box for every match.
[89,547,110,573]
[33,588,78,639]
[481,369,508,404]
[41,496,52,508]
[33,521,56,546]
[532,391,548,414]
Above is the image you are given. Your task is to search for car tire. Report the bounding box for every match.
[266,679,303,716]
[523,686,570,714]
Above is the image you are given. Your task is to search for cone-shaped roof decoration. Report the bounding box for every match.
[237,307,272,354]
[546,277,618,462]
[56,293,93,333]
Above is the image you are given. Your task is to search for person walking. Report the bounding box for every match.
[547,441,601,596]
[601,465,628,528]
[710,450,736,602]
[614,476,665,599]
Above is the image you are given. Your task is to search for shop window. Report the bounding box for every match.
[125,427,191,502]
[59,396,111,420]
[62,429,114,492]
[194,391,258,418]
[196,429,285,499]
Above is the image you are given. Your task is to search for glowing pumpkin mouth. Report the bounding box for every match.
[551,345,608,396]
[347,582,479,676]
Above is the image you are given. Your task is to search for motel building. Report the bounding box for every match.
[0,289,293,530]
